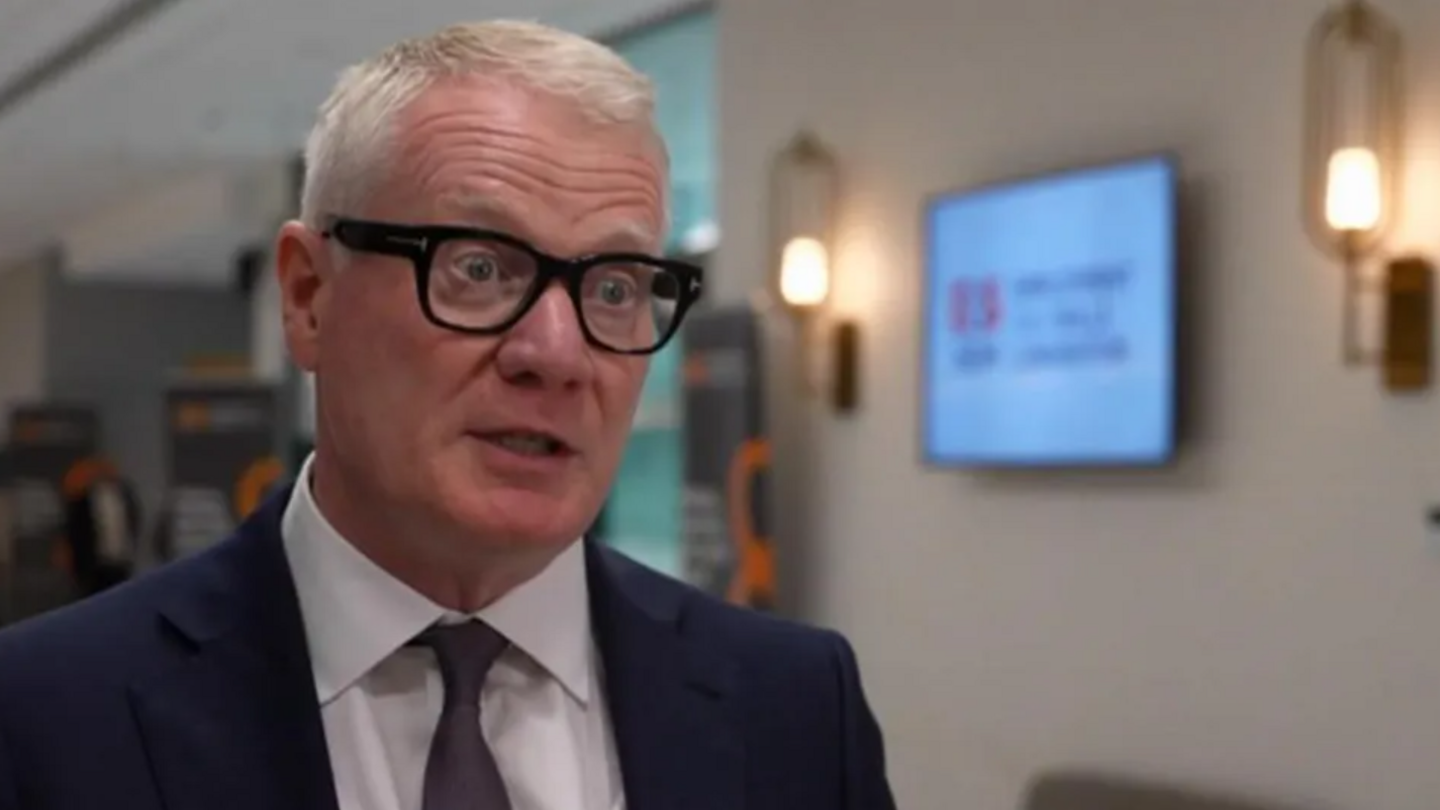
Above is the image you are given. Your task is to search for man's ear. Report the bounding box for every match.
[275,220,331,372]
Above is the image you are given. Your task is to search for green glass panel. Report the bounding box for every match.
[603,9,715,576]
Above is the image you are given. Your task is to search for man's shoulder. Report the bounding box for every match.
[597,545,848,666]
[0,540,231,687]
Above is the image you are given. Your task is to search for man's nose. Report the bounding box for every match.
[493,285,594,388]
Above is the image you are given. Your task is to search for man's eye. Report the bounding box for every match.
[458,255,500,281]
[596,277,637,305]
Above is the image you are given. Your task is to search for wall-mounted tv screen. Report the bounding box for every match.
[921,154,1178,468]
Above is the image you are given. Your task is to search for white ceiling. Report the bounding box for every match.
[0,0,692,282]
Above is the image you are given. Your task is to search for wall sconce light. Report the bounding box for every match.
[769,129,859,413]
[1302,0,1432,391]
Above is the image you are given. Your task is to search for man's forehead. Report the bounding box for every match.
[436,190,662,254]
[402,74,661,155]
[380,79,668,252]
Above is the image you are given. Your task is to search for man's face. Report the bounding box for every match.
[280,76,667,558]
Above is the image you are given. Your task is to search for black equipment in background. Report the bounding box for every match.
[62,473,142,597]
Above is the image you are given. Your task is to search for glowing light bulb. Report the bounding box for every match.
[1325,147,1381,232]
[779,236,829,308]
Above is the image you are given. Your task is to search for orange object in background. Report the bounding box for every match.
[234,456,285,519]
[725,438,774,608]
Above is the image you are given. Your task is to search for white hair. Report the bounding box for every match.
[300,19,664,230]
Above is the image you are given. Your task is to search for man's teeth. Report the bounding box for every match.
[493,433,556,455]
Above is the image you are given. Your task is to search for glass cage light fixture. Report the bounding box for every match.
[1301,0,1404,364]
[770,130,840,314]
[767,129,859,412]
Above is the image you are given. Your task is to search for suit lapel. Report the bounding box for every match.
[129,489,339,810]
[587,541,745,810]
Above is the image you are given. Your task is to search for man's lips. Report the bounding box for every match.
[468,428,577,458]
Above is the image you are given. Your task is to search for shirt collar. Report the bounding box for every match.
[280,454,593,706]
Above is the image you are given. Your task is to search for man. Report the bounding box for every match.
[0,20,895,810]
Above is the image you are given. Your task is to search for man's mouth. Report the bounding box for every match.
[479,430,572,458]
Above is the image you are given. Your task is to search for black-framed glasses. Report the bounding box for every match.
[320,217,704,355]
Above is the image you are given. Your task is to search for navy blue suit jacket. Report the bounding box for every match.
[0,487,895,809]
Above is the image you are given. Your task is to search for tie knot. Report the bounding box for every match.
[414,621,509,706]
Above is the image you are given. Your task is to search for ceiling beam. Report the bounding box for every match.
[0,0,185,122]
[597,0,712,45]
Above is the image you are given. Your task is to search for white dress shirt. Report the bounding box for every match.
[280,455,624,810]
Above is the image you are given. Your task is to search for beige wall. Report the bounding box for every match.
[717,1,1440,808]
[0,259,48,429]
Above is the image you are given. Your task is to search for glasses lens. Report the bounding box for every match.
[579,261,682,352]
[426,236,539,329]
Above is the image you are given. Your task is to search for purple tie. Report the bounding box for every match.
[414,622,513,810]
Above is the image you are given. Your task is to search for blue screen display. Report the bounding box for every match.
[922,155,1178,467]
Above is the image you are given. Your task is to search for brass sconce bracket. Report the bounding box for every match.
[1334,250,1432,392]
[1344,255,1433,392]
[785,306,861,415]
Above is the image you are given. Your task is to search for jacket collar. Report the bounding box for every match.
[137,485,745,810]
[132,485,338,810]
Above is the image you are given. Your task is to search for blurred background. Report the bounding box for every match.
[4,1,1440,809]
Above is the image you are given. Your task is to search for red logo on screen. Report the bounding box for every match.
[948,277,1002,334]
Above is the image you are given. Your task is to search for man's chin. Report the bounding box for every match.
[442,486,590,548]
